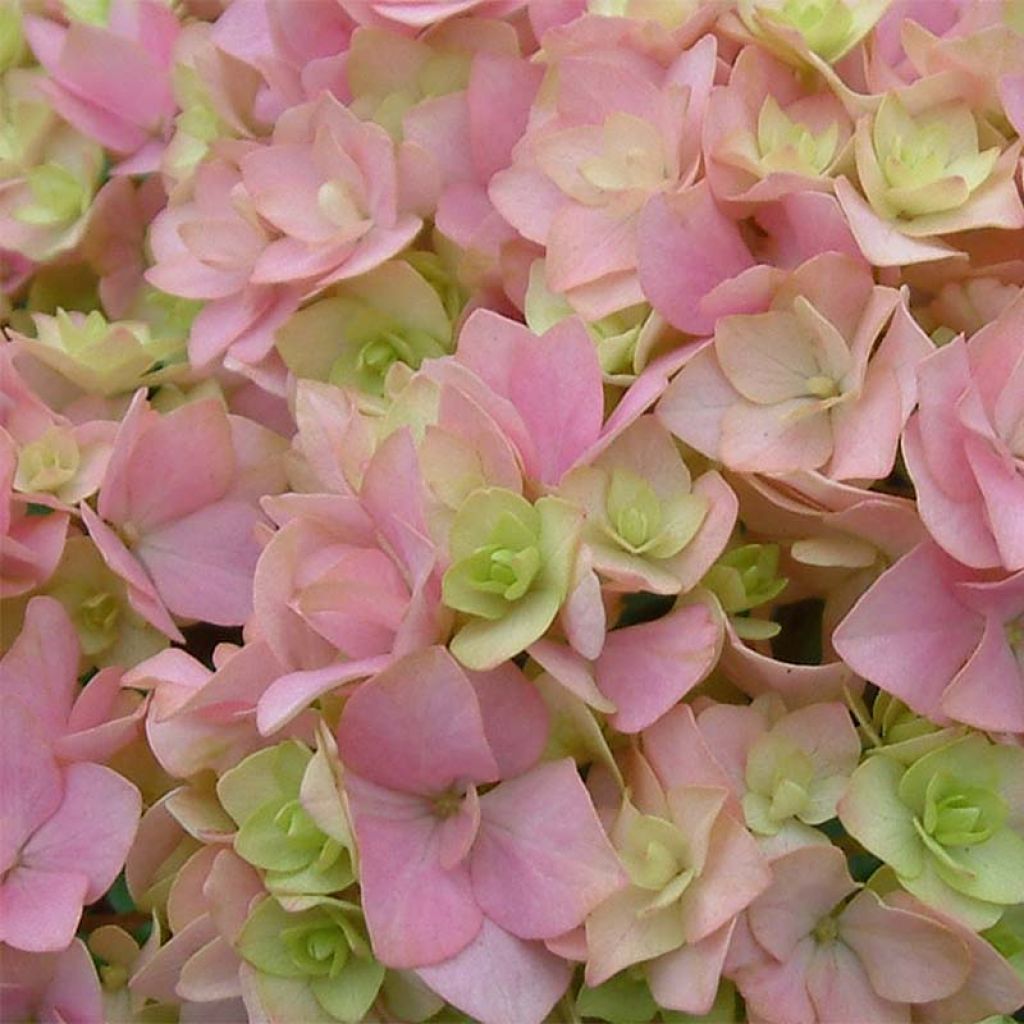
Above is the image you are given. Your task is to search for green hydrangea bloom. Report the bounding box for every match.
[237,896,385,1024]
[217,738,355,898]
[839,734,1024,929]
[703,543,788,640]
[442,488,583,670]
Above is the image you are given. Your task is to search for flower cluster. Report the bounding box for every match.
[2,1,1024,1022]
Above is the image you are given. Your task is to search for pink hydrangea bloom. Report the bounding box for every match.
[903,292,1024,571]
[658,254,932,479]
[834,540,1024,736]
[147,92,436,378]
[0,698,140,952]
[489,32,716,319]
[24,0,181,174]
[732,844,978,1024]
[336,649,623,983]
[82,392,286,634]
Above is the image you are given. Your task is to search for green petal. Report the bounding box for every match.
[839,755,923,879]
[450,589,561,671]
[311,957,386,1023]
[442,557,510,620]
[536,495,583,601]
[899,735,999,815]
[449,489,539,562]
[238,899,309,978]
[236,802,324,872]
[267,857,356,897]
[218,743,310,826]
[932,828,1024,905]
[901,857,1004,931]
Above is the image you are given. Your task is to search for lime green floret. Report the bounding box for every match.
[217,742,355,898]
[840,734,1024,930]
[777,0,853,60]
[443,488,581,670]
[238,897,385,1024]
[16,164,91,227]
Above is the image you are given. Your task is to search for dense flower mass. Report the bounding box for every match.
[2,1,1024,1022]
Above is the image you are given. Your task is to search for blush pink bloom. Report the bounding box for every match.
[902,292,1024,571]
[637,182,860,337]
[0,596,144,763]
[24,0,181,174]
[704,46,854,210]
[643,698,861,851]
[583,765,771,1015]
[732,844,974,1024]
[489,33,716,319]
[658,254,931,479]
[82,391,287,635]
[834,540,1024,736]
[124,640,316,779]
[559,415,738,595]
[0,698,140,952]
[0,939,103,1024]
[130,846,261,1020]
[401,42,543,295]
[835,72,1024,268]
[147,92,435,377]
[437,309,681,494]
[253,429,448,734]
[336,649,623,991]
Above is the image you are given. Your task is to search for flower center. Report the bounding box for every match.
[78,591,120,642]
[805,374,839,399]
[917,772,1008,851]
[813,913,839,944]
[282,921,349,978]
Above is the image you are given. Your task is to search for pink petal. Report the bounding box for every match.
[832,542,983,721]
[337,647,499,794]
[0,697,62,871]
[806,941,906,1024]
[457,310,603,486]
[747,845,857,962]
[941,614,1024,733]
[345,773,482,969]
[647,920,734,1016]
[137,501,263,625]
[0,866,88,953]
[597,604,722,733]
[637,184,755,335]
[0,596,77,735]
[256,657,390,736]
[838,891,968,1003]
[23,762,140,901]
[473,760,625,940]
[467,663,549,779]
[416,919,571,1024]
